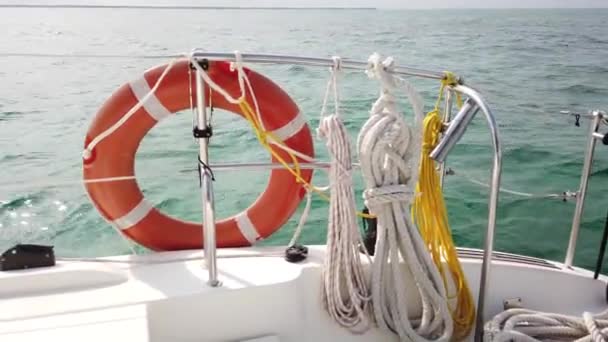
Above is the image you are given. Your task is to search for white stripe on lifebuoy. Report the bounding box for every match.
[129,77,172,122]
[113,199,154,230]
[234,211,260,245]
[270,112,306,141]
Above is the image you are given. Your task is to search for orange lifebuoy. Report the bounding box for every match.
[83,59,314,251]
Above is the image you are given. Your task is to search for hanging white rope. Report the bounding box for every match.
[358,53,453,341]
[82,58,179,160]
[191,51,317,163]
[318,56,372,333]
[287,189,313,247]
[485,308,608,342]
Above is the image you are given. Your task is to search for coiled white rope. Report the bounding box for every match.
[358,53,453,341]
[485,308,608,342]
[318,57,372,332]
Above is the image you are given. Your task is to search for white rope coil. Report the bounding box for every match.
[485,308,608,342]
[358,53,453,342]
[319,57,372,332]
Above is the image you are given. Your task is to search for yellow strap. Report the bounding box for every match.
[237,100,375,220]
[412,75,475,340]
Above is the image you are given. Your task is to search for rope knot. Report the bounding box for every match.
[366,53,398,92]
[229,50,244,72]
[363,185,413,208]
[366,53,403,119]
[441,71,460,87]
[331,56,342,71]
[316,114,332,140]
[421,142,434,155]
[258,132,269,145]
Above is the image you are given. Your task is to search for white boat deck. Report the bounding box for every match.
[0,246,606,341]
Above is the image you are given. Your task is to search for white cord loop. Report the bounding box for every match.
[358,53,453,342]
[485,308,608,342]
[191,51,245,105]
[82,58,179,159]
[331,55,342,71]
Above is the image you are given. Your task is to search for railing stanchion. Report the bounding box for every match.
[194,59,220,287]
[565,110,604,268]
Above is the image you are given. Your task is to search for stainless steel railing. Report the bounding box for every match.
[195,63,220,287]
[190,51,501,341]
[450,85,502,341]
[564,110,607,268]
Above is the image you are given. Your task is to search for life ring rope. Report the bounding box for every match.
[189,53,330,203]
[84,56,315,250]
[83,51,372,252]
[83,58,179,161]
[83,53,318,191]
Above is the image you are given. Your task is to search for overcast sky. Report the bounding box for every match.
[2,0,608,8]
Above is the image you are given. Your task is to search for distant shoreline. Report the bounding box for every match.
[0,4,377,10]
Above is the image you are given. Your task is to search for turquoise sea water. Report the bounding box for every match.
[0,8,607,270]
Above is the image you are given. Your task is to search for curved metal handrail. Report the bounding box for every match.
[452,84,502,342]
[190,51,450,80]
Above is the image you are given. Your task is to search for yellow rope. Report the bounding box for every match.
[412,72,475,340]
[237,100,375,219]
[434,71,463,110]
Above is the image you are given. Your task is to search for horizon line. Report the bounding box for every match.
[0,4,373,9]
[0,4,607,10]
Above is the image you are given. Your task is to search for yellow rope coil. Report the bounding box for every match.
[412,73,475,340]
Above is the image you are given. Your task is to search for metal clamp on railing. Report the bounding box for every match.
[430,98,480,162]
[565,110,607,268]
[433,85,502,342]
